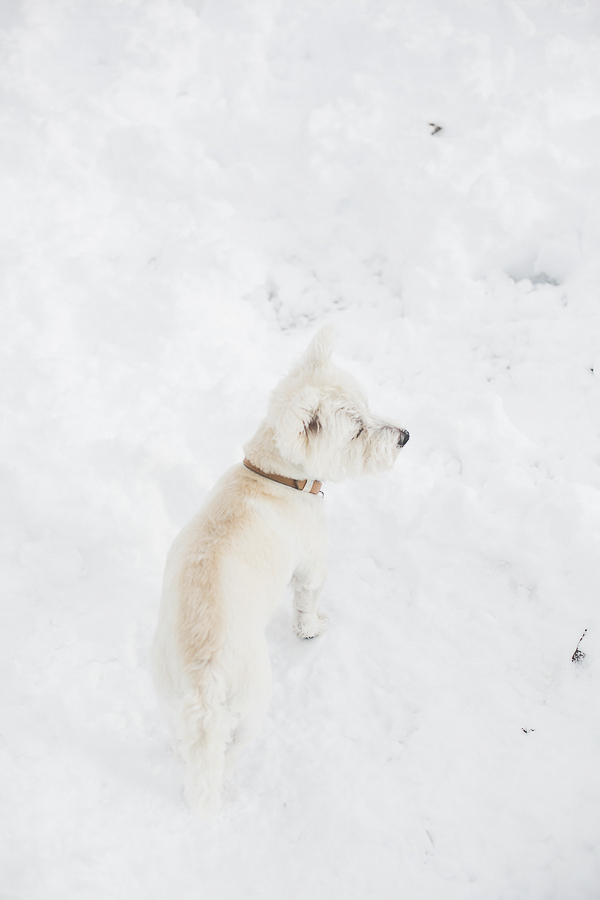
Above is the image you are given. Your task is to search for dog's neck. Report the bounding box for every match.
[243,459,322,495]
[243,422,323,486]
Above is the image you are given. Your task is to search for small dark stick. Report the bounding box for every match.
[429,123,442,135]
[572,629,588,663]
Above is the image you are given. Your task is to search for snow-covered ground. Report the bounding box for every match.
[2,0,600,896]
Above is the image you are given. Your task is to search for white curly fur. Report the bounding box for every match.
[151,325,409,814]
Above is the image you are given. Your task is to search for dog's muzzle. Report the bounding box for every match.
[397,430,410,448]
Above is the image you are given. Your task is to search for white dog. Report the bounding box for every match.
[151,325,409,814]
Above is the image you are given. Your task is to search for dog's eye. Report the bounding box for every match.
[353,425,364,439]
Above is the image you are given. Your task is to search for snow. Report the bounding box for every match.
[2,0,600,896]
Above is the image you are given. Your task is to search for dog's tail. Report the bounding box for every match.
[175,670,237,817]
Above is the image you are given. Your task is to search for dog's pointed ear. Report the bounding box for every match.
[294,323,335,374]
[272,385,321,461]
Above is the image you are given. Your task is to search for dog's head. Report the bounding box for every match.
[266,325,409,482]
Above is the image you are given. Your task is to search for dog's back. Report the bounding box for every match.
[151,464,324,812]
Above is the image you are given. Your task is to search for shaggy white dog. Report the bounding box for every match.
[151,325,409,814]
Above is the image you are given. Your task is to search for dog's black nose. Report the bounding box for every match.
[397,430,410,448]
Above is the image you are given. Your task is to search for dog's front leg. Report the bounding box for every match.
[291,568,329,639]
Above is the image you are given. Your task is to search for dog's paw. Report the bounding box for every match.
[294,611,329,640]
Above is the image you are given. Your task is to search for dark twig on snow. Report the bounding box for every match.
[428,123,442,135]
[572,629,588,663]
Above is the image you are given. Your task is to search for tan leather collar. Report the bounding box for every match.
[243,459,323,495]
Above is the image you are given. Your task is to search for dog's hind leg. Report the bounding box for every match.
[291,567,329,639]
[224,637,272,776]
[175,675,236,817]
